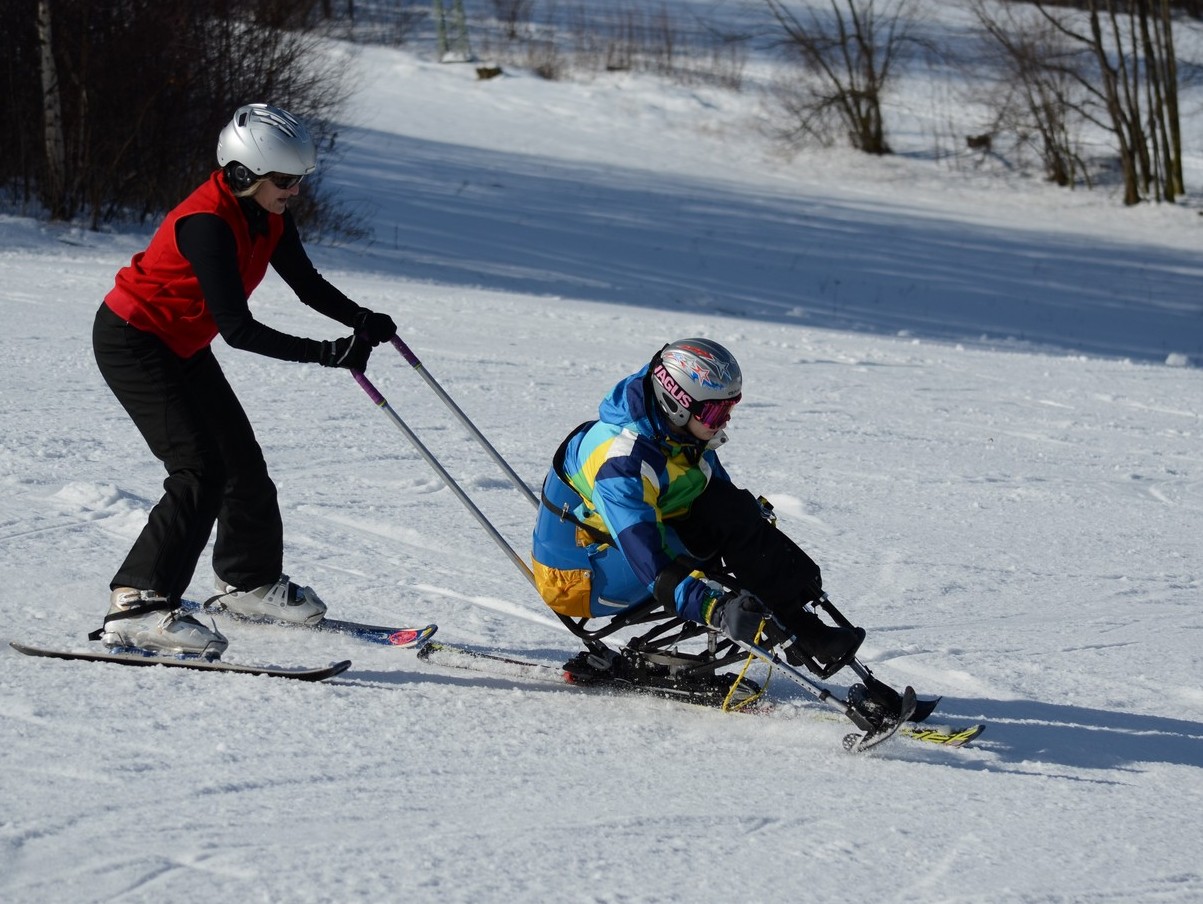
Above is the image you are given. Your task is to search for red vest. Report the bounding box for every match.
[104,171,284,359]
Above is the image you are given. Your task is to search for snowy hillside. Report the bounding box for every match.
[2,13,1202,904]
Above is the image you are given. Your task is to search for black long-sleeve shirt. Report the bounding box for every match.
[176,198,361,363]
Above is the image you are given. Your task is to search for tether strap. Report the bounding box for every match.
[540,421,612,545]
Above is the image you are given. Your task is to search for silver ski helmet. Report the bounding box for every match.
[217,103,317,193]
[649,338,742,429]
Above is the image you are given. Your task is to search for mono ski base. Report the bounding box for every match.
[420,640,982,750]
[182,599,437,648]
[421,640,979,750]
[419,640,763,708]
[9,641,351,681]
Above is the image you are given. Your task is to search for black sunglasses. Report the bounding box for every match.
[268,172,305,190]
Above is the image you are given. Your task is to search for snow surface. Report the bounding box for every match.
[2,12,1202,904]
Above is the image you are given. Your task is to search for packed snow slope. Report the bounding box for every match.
[2,27,1202,904]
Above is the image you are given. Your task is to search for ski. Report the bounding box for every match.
[420,640,978,749]
[812,711,985,747]
[180,599,437,647]
[416,641,766,718]
[9,641,350,681]
[418,641,564,676]
[419,640,753,704]
[900,723,986,748]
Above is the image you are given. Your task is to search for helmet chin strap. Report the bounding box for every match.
[663,418,726,465]
[706,430,729,450]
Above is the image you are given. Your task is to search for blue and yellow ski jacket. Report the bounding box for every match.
[531,364,728,623]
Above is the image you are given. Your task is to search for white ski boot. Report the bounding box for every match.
[212,574,327,625]
[101,589,228,659]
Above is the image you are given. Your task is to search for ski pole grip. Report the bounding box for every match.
[390,335,421,368]
[352,369,386,406]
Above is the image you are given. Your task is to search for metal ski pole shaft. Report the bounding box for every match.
[734,639,913,741]
[352,368,537,589]
[735,640,859,719]
[388,335,538,509]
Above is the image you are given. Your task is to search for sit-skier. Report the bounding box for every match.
[531,338,864,677]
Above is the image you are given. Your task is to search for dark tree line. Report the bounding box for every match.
[2,0,344,227]
[4,1,1193,219]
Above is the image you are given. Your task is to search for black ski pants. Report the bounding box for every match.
[672,477,823,628]
[92,304,283,602]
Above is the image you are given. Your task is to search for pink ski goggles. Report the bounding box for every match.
[692,394,741,429]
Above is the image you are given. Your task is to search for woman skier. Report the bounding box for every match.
[91,103,396,658]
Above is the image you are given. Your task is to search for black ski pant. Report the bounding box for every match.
[92,304,283,603]
[671,477,823,629]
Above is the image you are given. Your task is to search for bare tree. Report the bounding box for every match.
[972,0,1091,187]
[765,0,921,155]
[1030,0,1184,204]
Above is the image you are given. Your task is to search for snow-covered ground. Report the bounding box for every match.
[2,10,1202,903]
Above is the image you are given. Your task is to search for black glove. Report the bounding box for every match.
[353,309,397,346]
[709,589,768,645]
[320,334,371,371]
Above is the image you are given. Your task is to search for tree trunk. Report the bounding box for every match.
[1158,0,1184,196]
[1139,0,1170,200]
[37,0,69,219]
[1087,6,1140,204]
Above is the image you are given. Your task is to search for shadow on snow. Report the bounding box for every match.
[938,696,1203,773]
[325,131,1202,364]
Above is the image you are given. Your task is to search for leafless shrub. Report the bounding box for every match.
[764,0,924,155]
[475,1,747,90]
[972,0,1091,187]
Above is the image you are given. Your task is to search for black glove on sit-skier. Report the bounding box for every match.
[320,334,371,371]
[711,589,768,645]
[353,310,397,346]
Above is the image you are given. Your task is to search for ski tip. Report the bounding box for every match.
[385,624,438,647]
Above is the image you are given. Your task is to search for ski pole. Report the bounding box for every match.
[351,368,537,589]
[387,335,539,509]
